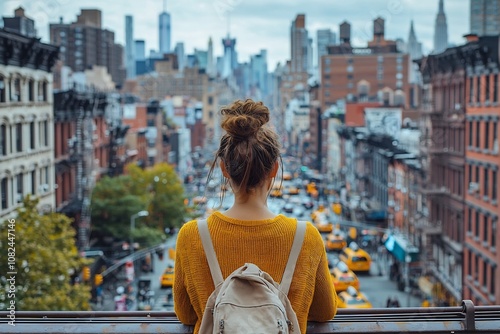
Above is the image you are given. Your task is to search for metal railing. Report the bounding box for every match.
[2,301,500,333]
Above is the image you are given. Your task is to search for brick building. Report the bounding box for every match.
[321,18,410,111]
[462,35,500,305]
[49,9,126,88]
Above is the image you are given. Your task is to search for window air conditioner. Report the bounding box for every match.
[469,182,479,192]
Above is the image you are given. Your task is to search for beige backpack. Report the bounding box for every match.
[197,219,306,334]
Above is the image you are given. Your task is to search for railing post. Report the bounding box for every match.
[461,299,476,331]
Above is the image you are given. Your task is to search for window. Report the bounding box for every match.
[476,121,480,147]
[468,121,473,146]
[494,74,498,103]
[484,215,489,242]
[16,174,23,203]
[16,123,22,152]
[31,170,36,195]
[30,122,35,150]
[0,124,6,156]
[476,166,480,183]
[477,76,481,104]
[474,254,479,280]
[485,122,490,149]
[485,168,489,198]
[42,121,48,146]
[486,75,490,102]
[0,177,7,209]
[28,80,35,101]
[493,220,497,249]
[483,261,488,286]
[469,77,474,103]
[493,170,497,201]
[476,210,480,237]
[491,265,496,294]
[468,207,472,232]
[468,250,472,278]
[12,78,21,102]
[0,76,5,103]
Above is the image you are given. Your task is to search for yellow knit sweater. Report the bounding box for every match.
[174,211,337,334]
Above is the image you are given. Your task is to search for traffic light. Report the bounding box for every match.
[82,266,91,281]
[94,274,103,286]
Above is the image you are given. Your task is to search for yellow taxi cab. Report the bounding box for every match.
[283,171,293,181]
[339,242,372,273]
[287,186,300,195]
[325,229,347,251]
[337,286,373,309]
[313,212,333,233]
[330,261,360,292]
[160,266,175,288]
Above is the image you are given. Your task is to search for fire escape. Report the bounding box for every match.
[76,97,97,250]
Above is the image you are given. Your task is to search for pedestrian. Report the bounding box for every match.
[386,297,392,308]
[391,296,401,308]
[174,99,337,334]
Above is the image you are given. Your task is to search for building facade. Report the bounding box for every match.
[463,35,500,305]
[0,28,58,220]
[321,18,410,111]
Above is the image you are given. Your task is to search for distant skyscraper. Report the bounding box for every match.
[317,29,336,79]
[135,40,147,75]
[125,15,135,78]
[290,14,309,73]
[207,37,216,77]
[159,1,171,54]
[407,21,423,84]
[470,0,500,36]
[174,42,185,71]
[433,0,448,54]
[222,35,237,78]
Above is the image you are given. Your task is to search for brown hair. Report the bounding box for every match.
[207,99,282,198]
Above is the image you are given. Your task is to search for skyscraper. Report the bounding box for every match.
[470,0,500,36]
[317,29,336,79]
[174,42,185,71]
[222,35,237,78]
[290,14,309,73]
[159,1,171,54]
[207,37,216,77]
[125,15,135,78]
[407,20,423,84]
[433,0,448,54]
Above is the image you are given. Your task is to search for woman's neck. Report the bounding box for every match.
[222,184,276,220]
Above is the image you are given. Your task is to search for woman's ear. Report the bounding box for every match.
[220,160,230,178]
[270,160,279,178]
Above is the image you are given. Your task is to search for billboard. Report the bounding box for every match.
[364,108,402,139]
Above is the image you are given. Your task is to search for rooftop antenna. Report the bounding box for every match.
[227,12,230,37]
[163,0,166,12]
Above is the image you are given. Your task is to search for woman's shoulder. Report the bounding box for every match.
[177,219,199,241]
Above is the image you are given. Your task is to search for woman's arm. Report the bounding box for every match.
[308,251,338,321]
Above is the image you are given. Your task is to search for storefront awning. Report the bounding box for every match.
[384,234,419,262]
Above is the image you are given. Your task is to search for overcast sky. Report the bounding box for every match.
[2,0,469,69]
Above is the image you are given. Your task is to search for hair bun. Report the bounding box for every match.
[220,99,270,141]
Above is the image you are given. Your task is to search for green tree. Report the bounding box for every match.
[91,163,188,247]
[0,196,91,310]
[129,163,187,230]
[90,175,146,239]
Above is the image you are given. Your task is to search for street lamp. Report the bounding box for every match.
[405,254,412,307]
[130,210,149,260]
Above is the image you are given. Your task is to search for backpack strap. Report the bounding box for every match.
[197,219,224,286]
[280,220,307,295]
